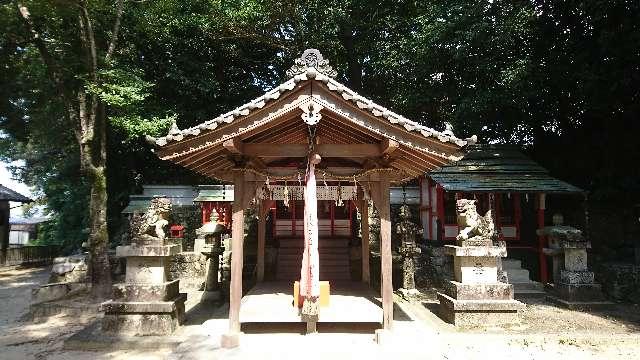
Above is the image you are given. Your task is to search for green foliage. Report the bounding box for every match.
[110,115,174,142]
[1,0,639,257]
[86,69,153,109]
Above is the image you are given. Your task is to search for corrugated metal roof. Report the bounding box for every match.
[0,185,32,202]
[428,145,583,193]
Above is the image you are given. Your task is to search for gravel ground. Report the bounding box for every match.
[1,266,639,359]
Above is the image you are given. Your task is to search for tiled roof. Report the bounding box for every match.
[147,49,475,150]
[0,184,32,202]
[428,145,583,193]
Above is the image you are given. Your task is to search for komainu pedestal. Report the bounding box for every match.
[101,197,186,336]
[437,199,524,327]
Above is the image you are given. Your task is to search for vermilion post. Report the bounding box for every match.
[537,193,548,283]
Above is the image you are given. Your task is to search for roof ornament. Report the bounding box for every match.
[168,120,181,136]
[443,122,455,137]
[286,49,337,79]
[301,102,322,126]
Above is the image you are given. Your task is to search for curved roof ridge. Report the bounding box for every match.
[147,49,476,149]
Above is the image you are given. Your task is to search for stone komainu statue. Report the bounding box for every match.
[456,199,495,242]
[129,197,172,246]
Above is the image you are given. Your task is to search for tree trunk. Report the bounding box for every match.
[87,165,112,298]
[17,1,121,299]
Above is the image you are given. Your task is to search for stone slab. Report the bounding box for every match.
[64,321,185,351]
[456,239,493,247]
[562,241,591,249]
[31,282,89,305]
[445,245,507,257]
[125,257,170,283]
[560,270,594,285]
[453,256,499,284]
[444,281,514,301]
[437,292,523,328]
[546,295,615,310]
[101,293,187,314]
[554,283,607,302]
[116,244,181,257]
[221,332,242,348]
[437,292,524,312]
[564,248,588,272]
[112,280,179,302]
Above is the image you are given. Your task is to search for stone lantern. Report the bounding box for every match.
[540,215,610,308]
[396,203,421,298]
[197,212,226,302]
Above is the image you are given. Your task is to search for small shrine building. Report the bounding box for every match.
[421,144,584,282]
[147,49,474,346]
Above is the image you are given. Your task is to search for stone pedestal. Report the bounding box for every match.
[101,244,186,336]
[201,242,223,302]
[541,225,609,308]
[437,243,524,327]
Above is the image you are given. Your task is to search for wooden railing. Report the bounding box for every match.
[0,245,60,266]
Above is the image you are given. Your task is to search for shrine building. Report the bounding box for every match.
[147,49,474,346]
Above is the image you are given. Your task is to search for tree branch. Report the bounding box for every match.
[105,0,125,64]
[15,2,65,95]
[78,1,98,82]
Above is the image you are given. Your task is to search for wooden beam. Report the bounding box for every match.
[223,138,244,154]
[241,143,381,158]
[380,138,399,156]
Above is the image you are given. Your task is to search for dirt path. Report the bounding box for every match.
[1,266,639,359]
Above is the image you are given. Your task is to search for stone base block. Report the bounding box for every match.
[445,245,507,257]
[560,270,594,285]
[116,244,181,257]
[101,293,186,336]
[375,329,390,345]
[444,281,514,301]
[437,292,524,328]
[112,280,179,302]
[550,283,606,303]
[32,282,89,305]
[201,290,222,302]
[546,295,615,310]
[221,332,242,348]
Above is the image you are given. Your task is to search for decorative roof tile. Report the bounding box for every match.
[147,50,476,150]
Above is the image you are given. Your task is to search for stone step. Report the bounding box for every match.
[276,271,352,281]
[278,253,349,262]
[507,268,531,282]
[278,247,348,255]
[502,259,522,269]
[514,288,547,300]
[278,262,350,270]
[278,237,351,248]
[512,281,545,291]
[277,260,350,269]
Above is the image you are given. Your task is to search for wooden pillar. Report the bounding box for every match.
[257,201,266,282]
[436,185,445,241]
[537,193,548,283]
[360,200,370,284]
[222,171,246,348]
[0,201,9,266]
[371,178,393,331]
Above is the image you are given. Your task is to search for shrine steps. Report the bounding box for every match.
[276,237,352,281]
[503,258,546,299]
